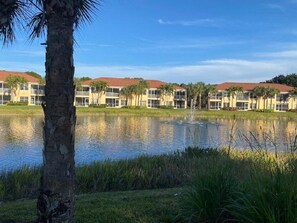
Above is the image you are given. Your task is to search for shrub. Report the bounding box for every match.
[159,105,174,109]
[288,109,297,113]
[252,109,274,113]
[88,104,107,108]
[222,107,238,111]
[6,101,28,106]
[178,164,239,223]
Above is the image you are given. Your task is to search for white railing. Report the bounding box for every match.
[106,92,119,97]
[76,91,89,96]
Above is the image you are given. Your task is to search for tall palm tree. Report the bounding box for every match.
[289,87,297,109]
[136,80,149,106]
[1,0,100,222]
[158,83,174,106]
[90,80,109,105]
[227,86,243,108]
[205,84,217,110]
[252,86,266,109]
[265,87,279,110]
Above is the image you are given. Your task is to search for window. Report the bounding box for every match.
[20,84,28,90]
[106,98,119,107]
[210,102,221,109]
[277,94,289,101]
[148,90,160,98]
[140,101,146,106]
[121,100,127,106]
[148,99,160,108]
[223,102,229,108]
[250,103,256,109]
[20,96,28,102]
[276,104,288,111]
[236,102,248,110]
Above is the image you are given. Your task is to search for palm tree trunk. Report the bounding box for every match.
[198,94,202,110]
[37,12,76,223]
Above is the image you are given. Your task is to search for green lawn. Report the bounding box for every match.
[0,105,296,119]
[0,188,180,223]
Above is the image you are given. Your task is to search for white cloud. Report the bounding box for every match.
[158,18,217,26]
[74,58,297,84]
[256,49,297,58]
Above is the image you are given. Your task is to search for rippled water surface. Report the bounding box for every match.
[0,115,296,171]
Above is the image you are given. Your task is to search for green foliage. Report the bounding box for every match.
[178,165,239,222]
[26,71,42,80]
[6,101,28,106]
[89,103,106,108]
[266,73,297,87]
[252,109,274,113]
[222,107,238,111]
[0,188,180,223]
[159,105,174,109]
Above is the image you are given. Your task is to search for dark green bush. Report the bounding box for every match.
[6,101,28,106]
[222,107,238,111]
[252,109,274,113]
[159,105,174,109]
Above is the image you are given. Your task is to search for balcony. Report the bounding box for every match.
[106,92,119,97]
[148,94,160,98]
[174,95,186,100]
[210,96,222,100]
[236,96,249,101]
[76,91,89,96]
[31,89,44,95]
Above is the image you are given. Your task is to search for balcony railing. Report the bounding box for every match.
[76,91,89,96]
[0,88,11,94]
[236,96,249,101]
[174,95,186,100]
[106,92,119,97]
[148,94,160,98]
[210,96,222,100]
[31,89,44,95]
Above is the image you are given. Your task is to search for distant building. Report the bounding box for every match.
[209,82,297,111]
[79,77,187,108]
[0,71,187,108]
[0,70,44,105]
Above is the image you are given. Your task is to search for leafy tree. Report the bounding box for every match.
[5,75,27,102]
[26,71,43,80]
[266,73,297,87]
[0,0,100,222]
[79,76,92,81]
[74,77,83,91]
[186,82,205,109]
[90,80,108,105]
[158,83,174,106]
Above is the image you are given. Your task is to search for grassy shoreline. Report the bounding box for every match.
[0,105,296,119]
[1,148,297,222]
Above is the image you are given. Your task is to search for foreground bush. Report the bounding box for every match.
[178,152,297,223]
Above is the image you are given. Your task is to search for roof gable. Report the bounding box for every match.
[0,70,40,83]
[216,82,293,92]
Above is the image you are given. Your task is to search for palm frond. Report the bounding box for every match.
[74,0,101,27]
[0,0,27,45]
[28,11,46,39]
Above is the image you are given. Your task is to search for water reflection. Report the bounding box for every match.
[0,115,296,171]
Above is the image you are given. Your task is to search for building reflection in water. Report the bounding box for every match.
[0,115,296,171]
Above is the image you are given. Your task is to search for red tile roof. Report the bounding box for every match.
[0,70,40,83]
[83,77,184,89]
[216,82,294,92]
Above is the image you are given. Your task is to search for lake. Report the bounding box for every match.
[0,114,296,171]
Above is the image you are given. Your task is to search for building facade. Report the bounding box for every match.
[0,71,187,109]
[77,77,187,108]
[209,82,297,111]
[0,71,44,105]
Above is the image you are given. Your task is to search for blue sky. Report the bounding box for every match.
[1,0,297,84]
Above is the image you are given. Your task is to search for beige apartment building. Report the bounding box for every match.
[0,71,187,108]
[77,77,187,108]
[209,82,297,111]
[0,71,44,105]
